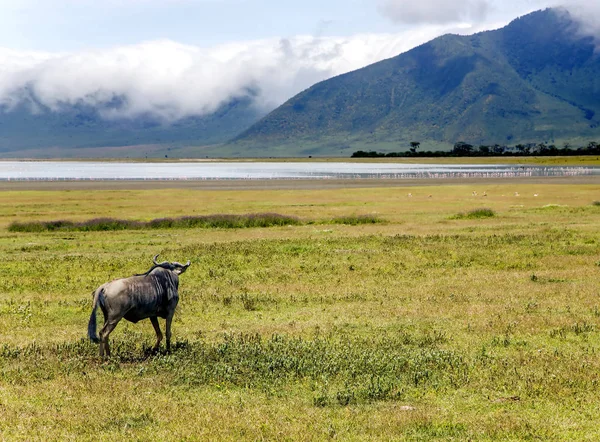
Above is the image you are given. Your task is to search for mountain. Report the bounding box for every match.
[2,8,598,158]
[231,9,600,156]
[0,94,264,158]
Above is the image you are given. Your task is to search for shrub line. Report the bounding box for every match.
[8,213,383,232]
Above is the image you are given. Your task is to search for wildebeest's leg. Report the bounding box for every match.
[165,313,174,352]
[149,316,163,352]
[99,318,121,358]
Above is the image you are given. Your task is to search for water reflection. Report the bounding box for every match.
[0,161,597,180]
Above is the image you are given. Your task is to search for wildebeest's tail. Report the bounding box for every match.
[87,287,104,343]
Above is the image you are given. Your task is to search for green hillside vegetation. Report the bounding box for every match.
[232,9,600,156]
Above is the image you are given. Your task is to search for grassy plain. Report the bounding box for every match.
[1,178,600,440]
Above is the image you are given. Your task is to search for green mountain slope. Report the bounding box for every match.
[231,9,600,156]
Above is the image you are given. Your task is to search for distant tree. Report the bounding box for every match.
[478,145,490,155]
[535,143,548,154]
[351,150,385,158]
[409,141,421,153]
[492,144,505,155]
[452,141,473,156]
[584,141,599,154]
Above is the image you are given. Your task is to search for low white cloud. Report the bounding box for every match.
[378,0,491,25]
[558,0,600,40]
[0,25,477,121]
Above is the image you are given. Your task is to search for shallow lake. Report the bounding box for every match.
[0,161,598,180]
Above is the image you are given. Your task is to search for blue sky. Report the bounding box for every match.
[3,0,388,51]
[0,0,545,51]
[0,0,596,120]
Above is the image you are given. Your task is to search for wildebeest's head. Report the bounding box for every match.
[152,254,191,275]
[136,254,191,276]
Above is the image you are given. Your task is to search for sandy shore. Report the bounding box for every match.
[0,175,599,191]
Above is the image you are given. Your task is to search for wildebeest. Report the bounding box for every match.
[87,255,191,358]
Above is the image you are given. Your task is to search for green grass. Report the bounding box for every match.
[450,207,496,219]
[1,330,463,407]
[1,182,600,439]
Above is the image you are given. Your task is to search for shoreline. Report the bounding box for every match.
[0,175,599,191]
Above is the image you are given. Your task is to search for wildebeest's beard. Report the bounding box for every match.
[173,263,190,275]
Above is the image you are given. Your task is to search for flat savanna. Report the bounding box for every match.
[1,177,600,440]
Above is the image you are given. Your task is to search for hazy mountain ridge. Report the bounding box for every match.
[231,9,600,156]
[0,93,264,157]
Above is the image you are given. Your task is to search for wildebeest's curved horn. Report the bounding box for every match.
[152,254,170,268]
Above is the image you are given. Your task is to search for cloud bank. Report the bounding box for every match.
[1,1,598,123]
[0,25,471,121]
[558,0,600,42]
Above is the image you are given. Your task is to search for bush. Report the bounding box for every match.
[8,213,390,233]
[8,213,302,232]
[451,208,496,220]
[9,213,385,232]
[329,215,382,225]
